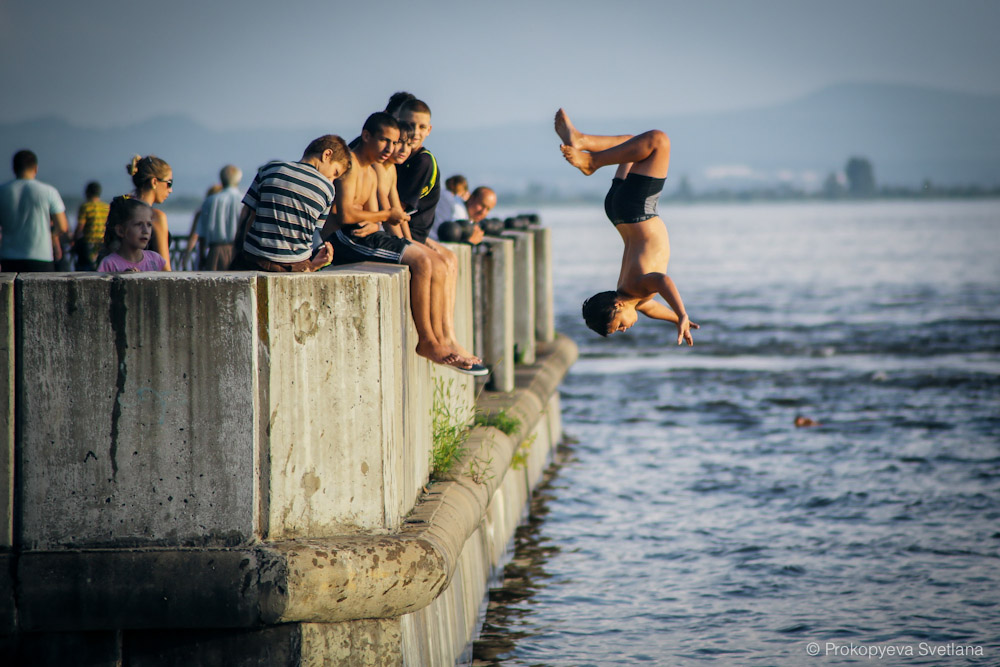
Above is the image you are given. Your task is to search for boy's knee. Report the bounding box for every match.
[404,248,432,275]
[441,248,458,272]
[649,130,670,151]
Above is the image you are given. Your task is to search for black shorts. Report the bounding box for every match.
[328,226,409,265]
[604,173,666,225]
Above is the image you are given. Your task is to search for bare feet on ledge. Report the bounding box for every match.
[554,108,581,148]
[449,339,482,365]
[561,144,597,176]
[416,341,489,376]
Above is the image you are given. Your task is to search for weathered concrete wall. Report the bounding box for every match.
[261,267,419,537]
[3,217,571,664]
[0,273,12,550]
[532,226,556,343]
[502,230,536,366]
[482,237,515,392]
[14,256,478,550]
[18,273,260,550]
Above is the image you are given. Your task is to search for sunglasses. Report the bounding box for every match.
[159,179,174,188]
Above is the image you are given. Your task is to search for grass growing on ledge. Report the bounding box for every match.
[474,409,521,438]
[431,377,473,479]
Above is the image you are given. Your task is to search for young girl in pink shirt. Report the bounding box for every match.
[97,196,167,273]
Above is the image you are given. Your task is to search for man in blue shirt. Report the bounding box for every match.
[0,150,68,272]
[193,164,243,270]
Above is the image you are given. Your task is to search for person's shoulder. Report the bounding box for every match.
[36,180,65,208]
[98,253,123,271]
[402,149,435,172]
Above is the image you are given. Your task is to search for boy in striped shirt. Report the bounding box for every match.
[232,135,351,272]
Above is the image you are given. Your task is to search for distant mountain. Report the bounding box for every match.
[2,82,999,199]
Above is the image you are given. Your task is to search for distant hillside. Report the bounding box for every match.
[2,82,999,199]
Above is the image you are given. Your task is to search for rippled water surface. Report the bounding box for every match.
[473,200,1000,666]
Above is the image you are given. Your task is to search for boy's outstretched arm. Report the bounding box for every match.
[637,298,700,343]
[636,273,695,346]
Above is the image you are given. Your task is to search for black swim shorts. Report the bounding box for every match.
[604,173,666,225]
[328,226,410,265]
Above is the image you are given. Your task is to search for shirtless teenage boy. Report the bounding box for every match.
[324,112,485,374]
[555,108,696,345]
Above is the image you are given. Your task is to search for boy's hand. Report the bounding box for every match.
[351,222,381,237]
[676,315,698,346]
[308,242,334,271]
[386,207,410,226]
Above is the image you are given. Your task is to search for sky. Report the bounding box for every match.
[2,0,999,132]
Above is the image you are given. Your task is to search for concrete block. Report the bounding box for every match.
[300,620,402,667]
[432,243,475,445]
[501,231,536,365]
[127,625,301,667]
[0,554,13,636]
[401,526,490,666]
[481,238,514,392]
[17,549,278,632]
[262,267,419,537]
[469,247,487,364]
[483,459,529,571]
[126,621,403,667]
[17,273,259,550]
[13,630,122,667]
[441,243,475,358]
[0,274,12,550]
[531,226,556,343]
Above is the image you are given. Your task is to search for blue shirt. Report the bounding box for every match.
[197,185,243,244]
[0,178,65,261]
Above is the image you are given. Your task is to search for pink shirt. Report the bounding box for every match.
[97,250,167,273]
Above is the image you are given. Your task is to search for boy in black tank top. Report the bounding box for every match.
[555,108,697,345]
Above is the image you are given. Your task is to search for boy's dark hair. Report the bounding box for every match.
[302,135,351,172]
[101,195,152,255]
[398,98,431,117]
[85,181,102,198]
[581,291,620,337]
[12,150,38,176]
[385,91,416,116]
[362,112,399,138]
[396,120,415,142]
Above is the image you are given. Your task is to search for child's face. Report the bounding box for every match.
[608,302,639,335]
[364,126,400,164]
[120,208,154,249]
[393,135,414,164]
[397,111,431,150]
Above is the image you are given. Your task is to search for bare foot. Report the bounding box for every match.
[416,340,471,367]
[448,339,481,365]
[561,144,597,176]
[554,108,581,148]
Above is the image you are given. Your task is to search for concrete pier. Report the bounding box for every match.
[1,221,576,665]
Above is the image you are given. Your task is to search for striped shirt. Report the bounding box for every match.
[242,161,336,263]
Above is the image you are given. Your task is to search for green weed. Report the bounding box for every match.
[430,377,473,479]
[474,408,521,438]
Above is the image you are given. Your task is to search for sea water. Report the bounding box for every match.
[472,200,1000,666]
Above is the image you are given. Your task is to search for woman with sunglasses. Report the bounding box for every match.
[127,154,174,270]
